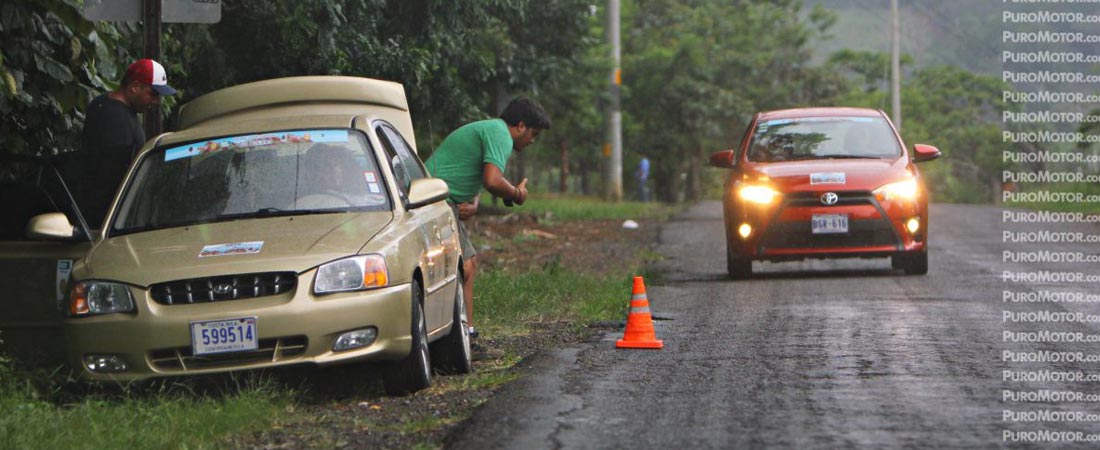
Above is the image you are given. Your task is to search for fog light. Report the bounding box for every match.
[333,327,377,352]
[906,218,920,234]
[738,223,752,239]
[83,354,128,373]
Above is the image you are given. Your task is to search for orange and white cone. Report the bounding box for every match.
[616,276,664,349]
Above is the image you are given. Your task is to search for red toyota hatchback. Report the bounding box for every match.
[709,107,941,279]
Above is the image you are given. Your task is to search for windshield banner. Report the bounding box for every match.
[165,129,351,162]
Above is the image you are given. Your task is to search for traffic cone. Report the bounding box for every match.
[616,276,664,349]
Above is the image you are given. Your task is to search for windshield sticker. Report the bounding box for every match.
[810,172,846,185]
[199,241,265,258]
[368,183,381,194]
[166,130,352,162]
[364,172,378,183]
[56,260,72,308]
[766,116,875,126]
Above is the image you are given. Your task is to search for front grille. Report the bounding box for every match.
[150,272,297,305]
[149,336,308,371]
[784,190,875,207]
[760,219,899,250]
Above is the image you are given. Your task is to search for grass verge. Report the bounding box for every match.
[0,356,290,450]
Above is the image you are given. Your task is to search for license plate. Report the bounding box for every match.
[191,317,258,356]
[811,214,849,234]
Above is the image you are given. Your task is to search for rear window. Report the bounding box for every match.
[747,116,901,162]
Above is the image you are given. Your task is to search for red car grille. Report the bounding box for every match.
[760,219,899,250]
[759,191,902,251]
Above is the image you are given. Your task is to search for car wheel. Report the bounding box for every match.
[430,277,472,375]
[893,251,928,275]
[382,279,431,395]
[726,244,752,280]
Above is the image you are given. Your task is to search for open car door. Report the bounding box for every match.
[0,156,93,366]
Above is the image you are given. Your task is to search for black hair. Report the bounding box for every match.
[500,96,551,130]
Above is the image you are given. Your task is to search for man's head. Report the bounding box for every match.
[500,97,551,152]
[118,59,176,113]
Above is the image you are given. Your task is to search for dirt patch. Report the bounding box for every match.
[244,208,660,450]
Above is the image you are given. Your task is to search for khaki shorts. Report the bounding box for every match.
[449,203,477,259]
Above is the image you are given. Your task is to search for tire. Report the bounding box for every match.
[382,279,431,395]
[727,242,752,280]
[430,277,471,375]
[893,251,928,275]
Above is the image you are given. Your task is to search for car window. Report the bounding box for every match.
[375,123,426,197]
[747,116,901,162]
[0,159,86,241]
[111,129,391,236]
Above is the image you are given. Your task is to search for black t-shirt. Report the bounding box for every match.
[71,94,145,228]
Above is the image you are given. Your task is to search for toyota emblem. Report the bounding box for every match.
[820,192,839,205]
[213,283,234,295]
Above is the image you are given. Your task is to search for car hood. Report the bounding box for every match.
[750,158,910,191]
[84,212,393,286]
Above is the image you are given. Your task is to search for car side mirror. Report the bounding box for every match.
[708,150,737,168]
[912,144,941,163]
[25,212,75,240]
[407,178,450,210]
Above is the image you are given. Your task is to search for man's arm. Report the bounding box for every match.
[482,163,527,205]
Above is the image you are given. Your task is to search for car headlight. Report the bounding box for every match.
[874,179,919,202]
[738,184,780,205]
[69,281,135,317]
[314,254,389,294]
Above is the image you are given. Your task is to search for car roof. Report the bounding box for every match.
[758,107,884,121]
[166,76,418,153]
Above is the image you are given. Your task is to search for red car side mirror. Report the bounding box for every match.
[912,144,941,163]
[708,150,737,168]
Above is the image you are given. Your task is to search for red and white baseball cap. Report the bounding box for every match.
[125,59,176,96]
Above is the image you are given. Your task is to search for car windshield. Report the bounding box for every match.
[747,116,901,162]
[111,129,391,235]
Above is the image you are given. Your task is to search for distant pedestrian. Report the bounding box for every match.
[635,155,650,202]
[425,96,551,360]
[72,58,176,227]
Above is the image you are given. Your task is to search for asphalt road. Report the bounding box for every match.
[448,202,1100,449]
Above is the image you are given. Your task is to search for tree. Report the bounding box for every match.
[0,0,133,157]
[622,0,840,202]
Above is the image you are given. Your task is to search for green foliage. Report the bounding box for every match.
[499,193,680,221]
[0,360,289,450]
[622,0,842,202]
[477,267,632,334]
[0,0,134,157]
[828,56,1014,203]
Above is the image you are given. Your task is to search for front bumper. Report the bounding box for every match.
[727,190,926,261]
[64,273,413,382]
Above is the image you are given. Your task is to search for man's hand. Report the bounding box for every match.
[513,178,528,205]
[457,196,479,220]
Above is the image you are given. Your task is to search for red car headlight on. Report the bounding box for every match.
[873,179,919,203]
[738,184,781,205]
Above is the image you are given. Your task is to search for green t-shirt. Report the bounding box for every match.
[425,118,513,203]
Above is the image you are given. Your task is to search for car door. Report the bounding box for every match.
[375,122,457,329]
[0,159,92,366]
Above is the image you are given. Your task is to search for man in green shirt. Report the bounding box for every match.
[425,97,551,357]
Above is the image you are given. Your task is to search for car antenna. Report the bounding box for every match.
[428,120,436,154]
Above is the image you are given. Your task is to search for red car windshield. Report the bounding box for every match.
[747,116,902,162]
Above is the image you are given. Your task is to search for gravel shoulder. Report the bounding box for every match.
[244,208,661,450]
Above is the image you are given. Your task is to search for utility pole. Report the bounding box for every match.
[605,0,623,201]
[890,0,901,131]
[143,0,163,138]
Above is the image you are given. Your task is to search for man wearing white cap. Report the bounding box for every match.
[74,58,176,227]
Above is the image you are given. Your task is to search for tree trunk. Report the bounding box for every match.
[686,150,701,201]
[559,139,570,194]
